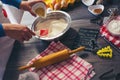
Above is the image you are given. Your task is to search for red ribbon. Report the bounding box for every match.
[2,8,7,18]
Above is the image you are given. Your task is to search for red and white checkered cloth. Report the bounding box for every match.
[27,41,95,80]
[100,16,120,48]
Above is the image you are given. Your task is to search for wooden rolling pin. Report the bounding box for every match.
[19,46,85,71]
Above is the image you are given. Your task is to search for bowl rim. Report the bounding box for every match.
[31,10,71,41]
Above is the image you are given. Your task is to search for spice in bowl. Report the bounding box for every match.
[93,8,102,14]
[88,4,104,15]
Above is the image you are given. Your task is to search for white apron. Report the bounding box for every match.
[0,2,24,80]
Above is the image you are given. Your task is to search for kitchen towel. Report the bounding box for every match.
[27,41,95,80]
[100,16,120,49]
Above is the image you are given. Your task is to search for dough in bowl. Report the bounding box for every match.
[35,18,68,38]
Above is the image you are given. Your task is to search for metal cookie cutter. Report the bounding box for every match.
[107,7,119,21]
[97,46,112,58]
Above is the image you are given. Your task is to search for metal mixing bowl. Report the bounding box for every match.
[31,10,71,41]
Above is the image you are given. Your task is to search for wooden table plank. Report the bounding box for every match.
[3,0,120,79]
[3,19,120,80]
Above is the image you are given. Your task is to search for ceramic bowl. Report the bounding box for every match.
[107,19,120,36]
[88,4,104,15]
[31,1,47,18]
[31,10,71,41]
[82,0,95,6]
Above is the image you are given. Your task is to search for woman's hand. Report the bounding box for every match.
[2,23,35,42]
[19,0,43,17]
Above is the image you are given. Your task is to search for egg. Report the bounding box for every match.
[82,0,95,6]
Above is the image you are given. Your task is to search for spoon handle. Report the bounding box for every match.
[96,0,103,5]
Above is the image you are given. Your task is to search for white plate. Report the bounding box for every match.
[88,4,104,15]
[82,0,95,6]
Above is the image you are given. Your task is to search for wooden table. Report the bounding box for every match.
[3,1,120,80]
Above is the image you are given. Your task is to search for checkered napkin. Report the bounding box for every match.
[100,16,120,48]
[27,41,95,80]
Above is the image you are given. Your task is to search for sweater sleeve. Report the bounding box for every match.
[1,0,22,8]
[0,23,5,37]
